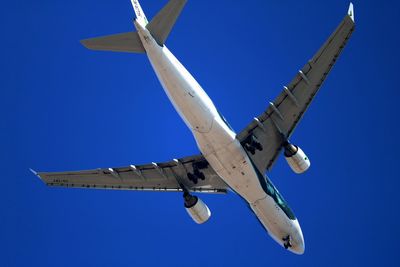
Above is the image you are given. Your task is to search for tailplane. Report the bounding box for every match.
[81,0,187,53]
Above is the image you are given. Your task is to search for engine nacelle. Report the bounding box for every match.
[284,143,311,174]
[184,194,211,224]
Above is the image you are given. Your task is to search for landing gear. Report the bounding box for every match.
[187,173,197,184]
[242,135,263,155]
[282,235,292,249]
[187,169,205,184]
[244,143,256,155]
[253,137,263,151]
[194,169,205,180]
[186,160,208,184]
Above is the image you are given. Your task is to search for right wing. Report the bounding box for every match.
[237,4,355,174]
[34,155,228,193]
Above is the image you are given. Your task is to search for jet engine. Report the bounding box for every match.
[284,142,311,174]
[184,193,211,224]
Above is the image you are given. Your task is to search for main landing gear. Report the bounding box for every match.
[243,135,263,155]
[187,169,205,184]
[187,160,208,184]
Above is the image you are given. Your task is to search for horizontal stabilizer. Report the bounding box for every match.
[81,31,145,53]
[147,0,187,46]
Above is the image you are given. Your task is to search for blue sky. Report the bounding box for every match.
[1,0,399,266]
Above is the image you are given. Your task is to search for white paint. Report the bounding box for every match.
[185,197,211,224]
[130,0,148,26]
[285,147,311,174]
[285,146,311,174]
[133,17,304,254]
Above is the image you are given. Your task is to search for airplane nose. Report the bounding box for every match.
[291,235,305,255]
[290,220,305,255]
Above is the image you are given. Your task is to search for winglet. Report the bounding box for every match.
[29,168,38,176]
[348,3,355,22]
[29,168,42,181]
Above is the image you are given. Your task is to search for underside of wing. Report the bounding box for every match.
[34,155,228,194]
[237,5,355,174]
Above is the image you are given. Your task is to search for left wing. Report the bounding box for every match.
[34,155,228,193]
[237,4,355,174]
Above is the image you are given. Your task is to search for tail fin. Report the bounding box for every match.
[81,0,187,53]
[80,0,149,53]
[131,0,148,26]
[147,0,187,46]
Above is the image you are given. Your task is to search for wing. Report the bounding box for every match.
[34,155,228,193]
[237,5,355,173]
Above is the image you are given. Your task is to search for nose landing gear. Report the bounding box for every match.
[282,235,292,249]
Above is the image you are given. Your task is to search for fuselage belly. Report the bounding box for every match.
[135,21,304,254]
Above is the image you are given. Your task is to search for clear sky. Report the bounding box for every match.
[1,0,399,266]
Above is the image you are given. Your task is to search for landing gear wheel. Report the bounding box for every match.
[284,243,291,249]
[254,142,263,151]
[250,135,263,151]
[282,235,292,249]
[245,144,256,154]
[199,172,205,180]
[194,169,205,180]
[187,173,198,184]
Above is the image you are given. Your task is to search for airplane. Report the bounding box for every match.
[31,0,355,254]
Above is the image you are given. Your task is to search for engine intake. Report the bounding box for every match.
[184,193,211,224]
[284,142,310,174]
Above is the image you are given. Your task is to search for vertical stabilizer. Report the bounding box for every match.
[131,0,148,26]
[146,0,187,46]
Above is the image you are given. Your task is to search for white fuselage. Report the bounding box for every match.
[135,21,304,254]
